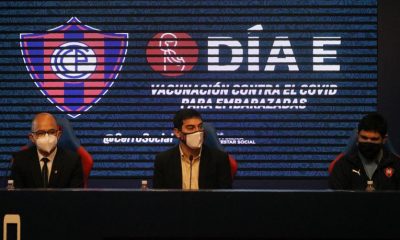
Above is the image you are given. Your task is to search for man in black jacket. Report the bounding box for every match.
[11,113,83,188]
[329,113,400,190]
[153,109,232,189]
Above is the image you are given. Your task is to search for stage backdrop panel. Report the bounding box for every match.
[0,1,377,181]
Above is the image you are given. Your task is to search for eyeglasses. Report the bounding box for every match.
[31,129,58,138]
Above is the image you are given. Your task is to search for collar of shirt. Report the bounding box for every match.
[179,145,201,163]
[37,147,57,163]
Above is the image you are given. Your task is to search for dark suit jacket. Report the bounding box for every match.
[11,146,83,188]
[153,145,232,189]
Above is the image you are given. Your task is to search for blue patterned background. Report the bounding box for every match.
[0,0,377,180]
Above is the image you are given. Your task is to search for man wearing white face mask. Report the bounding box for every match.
[153,109,232,189]
[10,113,83,188]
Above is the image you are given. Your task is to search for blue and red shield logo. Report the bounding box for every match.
[20,17,128,118]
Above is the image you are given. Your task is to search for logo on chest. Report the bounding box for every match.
[384,167,394,178]
[352,169,361,176]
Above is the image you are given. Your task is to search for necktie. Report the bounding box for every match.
[41,158,49,188]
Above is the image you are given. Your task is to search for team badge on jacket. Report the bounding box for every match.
[20,17,128,118]
[384,167,394,178]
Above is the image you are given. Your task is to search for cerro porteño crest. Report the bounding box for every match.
[20,17,128,118]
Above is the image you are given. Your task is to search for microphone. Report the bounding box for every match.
[189,155,193,190]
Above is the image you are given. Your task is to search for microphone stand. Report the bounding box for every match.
[189,155,193,190]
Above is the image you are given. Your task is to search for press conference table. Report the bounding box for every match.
[1,189,399,239]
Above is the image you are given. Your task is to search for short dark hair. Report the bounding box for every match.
[358,113,387,137]
[173,109,202,129]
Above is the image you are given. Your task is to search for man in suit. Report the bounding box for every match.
[153,109,232,189]
[11,112,83,188]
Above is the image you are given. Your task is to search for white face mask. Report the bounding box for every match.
[35,134,58,153]
[184,131,204,149]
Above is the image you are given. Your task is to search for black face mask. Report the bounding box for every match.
[358,142,382,160]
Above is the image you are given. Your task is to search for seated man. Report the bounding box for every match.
[153,109,232,189]
[329,113,400,191]
[11,113,83,188]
